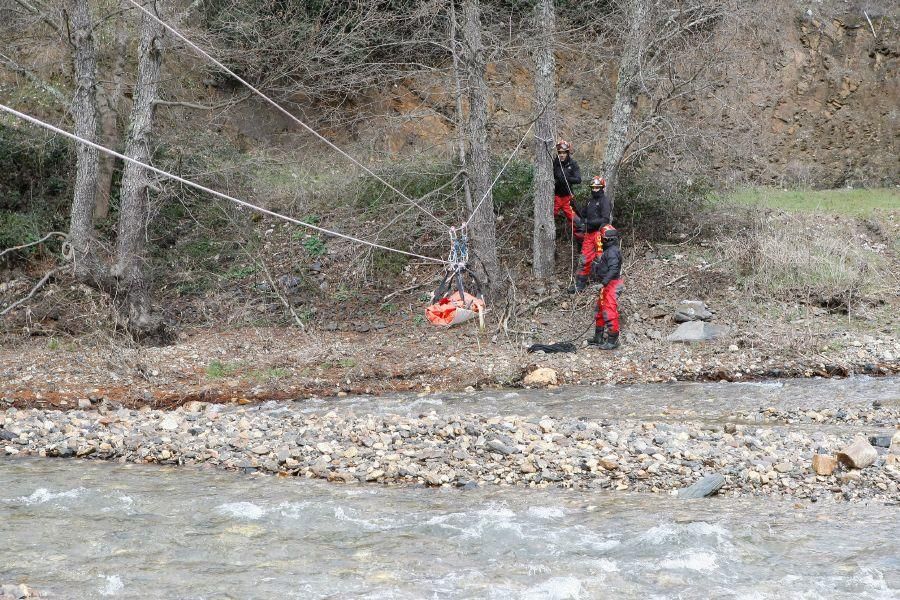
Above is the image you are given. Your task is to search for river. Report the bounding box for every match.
[1,377,898,599]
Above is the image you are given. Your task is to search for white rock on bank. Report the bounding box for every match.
[667,321,730,343]
[523,368,558,387]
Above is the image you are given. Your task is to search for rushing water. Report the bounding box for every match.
[2,377,899,599]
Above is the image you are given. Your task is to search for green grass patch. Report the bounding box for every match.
[206,360,239,378]
[247,367,291,381]
[722,187,900,215]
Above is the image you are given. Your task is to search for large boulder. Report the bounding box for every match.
[667,321,730,342]
[836,436,877,469]
[523,367,558,387]
[673,300,713,323]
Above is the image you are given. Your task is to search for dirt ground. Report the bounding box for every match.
[2,243,897,411]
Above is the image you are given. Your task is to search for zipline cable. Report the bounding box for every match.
[0,103,448,265]
[461,121,534,229]
[123,0,451,229]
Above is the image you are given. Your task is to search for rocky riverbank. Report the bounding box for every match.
[3,398,898,503]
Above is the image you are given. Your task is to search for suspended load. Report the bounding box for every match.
[426,225,485,328]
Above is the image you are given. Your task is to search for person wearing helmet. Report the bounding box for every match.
[569,175,611,293]
[552,140,582,231]
[588,226,623,349]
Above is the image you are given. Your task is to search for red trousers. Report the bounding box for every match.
[579,231,601,277]
[553,196,581,238]
[595,279,623,333]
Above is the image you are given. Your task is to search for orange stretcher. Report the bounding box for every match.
[425,291,485,327]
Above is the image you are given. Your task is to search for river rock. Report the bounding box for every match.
[678,473,725,498]
[159,415,180,431]
[673,300,713,323]
[667,322,730,343]
[868,435,892,448]
[811,454,837,476]
[523,368,558,387]
[836,437,877,469]
[891,431,900,453]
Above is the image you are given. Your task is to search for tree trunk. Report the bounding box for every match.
[601,0,649,219]
[449,0,474,214]
[65,0,102,280]
[95,3,129,222]
[460,0,501,297]
[113,0,164,337]
[531,0,556,280]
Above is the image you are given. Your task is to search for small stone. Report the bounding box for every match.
[774,462,792,473]
[77,398,92,409]
[251,445,270,455]
[159,415,179,431]
[487,439,518,456]
[678,474,726,498]
[539,419,555,433]
[868,435,892,448]
[840,470,862,483]
[811,454,837,476]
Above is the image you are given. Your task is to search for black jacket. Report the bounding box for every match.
[574,190,611,232]
[553,157,581,196]
[591,238,621,285]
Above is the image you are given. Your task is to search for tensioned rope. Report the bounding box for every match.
[461,121,534,229]
[123,0,451,229]
[0,103,448,265]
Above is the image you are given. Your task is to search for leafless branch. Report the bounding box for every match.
[0,231,68,260]
[0,267,61,317]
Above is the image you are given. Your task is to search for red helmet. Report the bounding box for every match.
[601,224,618,240]
[589,176,606,189]
[556,140,572,153]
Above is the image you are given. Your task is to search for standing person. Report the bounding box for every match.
[569,175,611,293]
[588,226,623,349]
[552,140,581,230]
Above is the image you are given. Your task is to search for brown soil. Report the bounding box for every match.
[3,245,897,411]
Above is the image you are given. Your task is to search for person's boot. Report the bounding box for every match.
[587,326,606,346]
[599,332,620,350]
[567,275,587,294]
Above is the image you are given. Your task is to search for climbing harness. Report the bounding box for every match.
[425,225,485,328]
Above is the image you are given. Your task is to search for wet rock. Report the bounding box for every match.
[673,300,713,323]
[678,474,725,498]
[811,454,837,476]
[836,437,877,469]
[487,439,519,456]
[523,368,558,387]
[667,322,730,343]
[868,435,892,448]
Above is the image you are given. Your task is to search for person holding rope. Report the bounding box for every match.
[569,175,611,294]
[588,225,623,350]
[552,140,582,232]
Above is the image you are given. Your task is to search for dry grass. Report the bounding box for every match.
[719,211,894,311]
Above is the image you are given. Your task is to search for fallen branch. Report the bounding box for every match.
[0,267,60,317]
[153,92,252,111]
[0,231,68,260]
[255,255,305,331]
[382,280,430,302]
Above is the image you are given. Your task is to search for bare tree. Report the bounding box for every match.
[65,0,102,280]
[112,0,164,336]
[601,0,739,211]
[460,0,501,296]
[95,3,129,222]
[531,0,557,280]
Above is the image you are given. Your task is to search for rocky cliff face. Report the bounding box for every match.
[361,2,898,187]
